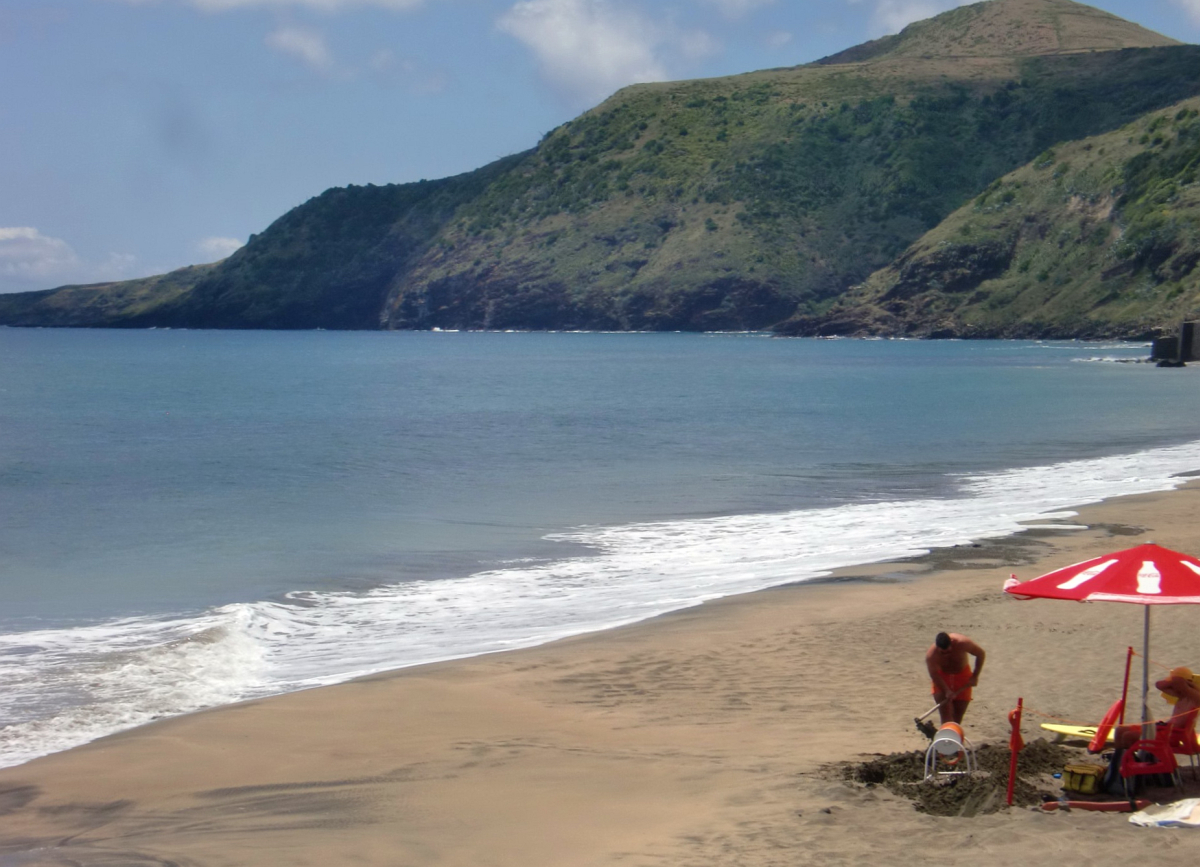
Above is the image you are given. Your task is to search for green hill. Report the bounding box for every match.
[777,96,1200,338]
[0,0,1195,333]
[817,0,1176,63]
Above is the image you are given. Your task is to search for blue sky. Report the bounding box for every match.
[1,0,1197,294]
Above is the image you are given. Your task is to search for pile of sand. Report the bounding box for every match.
[842,739,1079,815]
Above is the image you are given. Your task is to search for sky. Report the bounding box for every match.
[2,0,1198,294]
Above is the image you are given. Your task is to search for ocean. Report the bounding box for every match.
[2,328,1199,769]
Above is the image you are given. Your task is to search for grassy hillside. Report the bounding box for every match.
[382,41,1200,330]
[779,96,1200,338]
[0,265,217,328]
[0,0,1195,333]
[818,0,1177,63]
[134,155,526,330]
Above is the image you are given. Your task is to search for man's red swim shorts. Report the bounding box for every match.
[931,668,973,701]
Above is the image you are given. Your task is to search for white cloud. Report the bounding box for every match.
[368,49,452,93]
[764,29,791,49]
[115,0,426,10]
[0,7,69,44]
[98,253,142,280]
[369,48,395,73]
[702,0,775,19]
[0,228,149,293]
[266,25,334,72]
[1173,0,1200,25]
[497,0,716,105]
[677,28,720,61]
[196,236,245,261]
[868,0,945,36]
[0,228,80,282]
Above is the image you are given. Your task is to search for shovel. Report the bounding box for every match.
[914,687,965,739]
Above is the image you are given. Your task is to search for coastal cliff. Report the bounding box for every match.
[779,97,1200,338]
[1,0,1196,337]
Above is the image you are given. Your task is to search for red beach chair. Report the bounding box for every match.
[1167,709,1200,780]
[1120,724,1183,796]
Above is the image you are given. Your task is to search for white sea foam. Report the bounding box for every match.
[3,440,1200,768]
[0,608,265,767]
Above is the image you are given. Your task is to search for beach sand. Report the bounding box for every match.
[4,482,1200,866]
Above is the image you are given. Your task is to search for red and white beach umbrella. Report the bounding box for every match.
[1003,542,1200,723]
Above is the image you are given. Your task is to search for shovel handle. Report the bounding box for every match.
[916,686,965,723]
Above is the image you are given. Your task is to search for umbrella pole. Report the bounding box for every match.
[1142,605,1151,733]
[1120,645,1132,726]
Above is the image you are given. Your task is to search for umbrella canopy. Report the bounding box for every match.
[1003,542,1200,724]
[1003,543,1200,604]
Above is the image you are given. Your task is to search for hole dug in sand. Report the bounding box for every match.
[840,739,1074,817]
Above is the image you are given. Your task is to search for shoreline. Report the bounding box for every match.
[10,441,1200,773]
[4,480,1200,864]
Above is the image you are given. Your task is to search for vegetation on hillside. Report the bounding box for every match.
[779,97,1200,337]
[382,44,1200,331]
[0,264,217,328]
[817,0,1177,63]
[126,156,526,330]
[0,0,1196,337]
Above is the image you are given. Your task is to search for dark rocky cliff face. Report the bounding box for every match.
[386,269,799,332]
[880,238,1018,301]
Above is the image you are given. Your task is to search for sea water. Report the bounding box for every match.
[2,329,1199,768]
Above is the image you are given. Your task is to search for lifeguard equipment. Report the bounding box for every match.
[1062,763,1106,795]
[1040,722,1111,743]
[1089,699,1124,753]
[924,722,976,779]
[1040,798,1150,813]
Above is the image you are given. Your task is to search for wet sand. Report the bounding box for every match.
[3,482,1200,865]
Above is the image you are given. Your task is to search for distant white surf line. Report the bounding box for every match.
[2,439,1199,769]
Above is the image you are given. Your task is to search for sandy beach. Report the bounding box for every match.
[4,482,1200,866]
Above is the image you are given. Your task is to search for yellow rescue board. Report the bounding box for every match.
[1039,723,1113,743]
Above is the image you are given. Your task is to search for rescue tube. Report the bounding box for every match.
[1088,699,1124,754]
[1040,799,1151,813]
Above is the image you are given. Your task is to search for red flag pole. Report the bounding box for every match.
[1119,646,1133,726]
[1007,698,1023,807]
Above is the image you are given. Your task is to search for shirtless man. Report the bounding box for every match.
[926,632,985,725]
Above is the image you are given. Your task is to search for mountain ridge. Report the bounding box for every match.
[817,0,1178,65]
[0,0,1195,337]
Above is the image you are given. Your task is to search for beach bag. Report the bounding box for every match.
[1062,763,1106,795]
